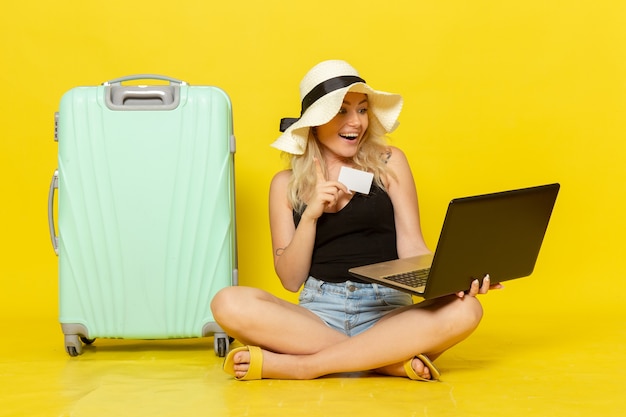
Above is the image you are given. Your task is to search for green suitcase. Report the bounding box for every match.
[48,75,236,356]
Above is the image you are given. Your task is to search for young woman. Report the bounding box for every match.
[211,60,501,381]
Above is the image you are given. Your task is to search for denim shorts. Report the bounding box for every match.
[299,276,413,337]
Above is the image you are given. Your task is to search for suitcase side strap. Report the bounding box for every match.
[48,170,59,255]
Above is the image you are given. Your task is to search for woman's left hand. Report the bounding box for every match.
[456,274,504,298]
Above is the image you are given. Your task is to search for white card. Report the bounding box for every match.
[338,166,374,194]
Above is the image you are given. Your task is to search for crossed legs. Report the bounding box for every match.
[211,286,483,380]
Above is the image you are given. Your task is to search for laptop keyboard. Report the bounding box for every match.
[382,268,430,288]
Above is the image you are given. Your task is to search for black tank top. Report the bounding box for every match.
[293,185,398,283]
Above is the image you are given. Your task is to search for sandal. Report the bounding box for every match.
[223,346,264,381]
[404,354,441,381]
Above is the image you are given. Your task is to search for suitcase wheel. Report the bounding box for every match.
[64,334,83,357]
[214,333,230,357]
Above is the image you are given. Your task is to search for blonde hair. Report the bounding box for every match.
[286,122,395,213]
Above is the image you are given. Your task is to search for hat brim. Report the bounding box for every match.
[271,83,403,155]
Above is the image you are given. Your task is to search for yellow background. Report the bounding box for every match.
[1,0,625,323]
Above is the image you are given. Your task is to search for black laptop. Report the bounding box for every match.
[348,183,560,299]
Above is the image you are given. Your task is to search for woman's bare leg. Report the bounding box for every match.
[211,286,347,354]
[225,294,483,380]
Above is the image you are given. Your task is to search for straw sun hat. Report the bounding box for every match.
[271,60,403,155]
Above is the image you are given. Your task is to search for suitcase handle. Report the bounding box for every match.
[109,87,178,107]
[48,170,59,256]
[103,74,187,86]
[104,75,185,110]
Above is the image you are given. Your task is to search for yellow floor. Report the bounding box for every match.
[1,308,624,417]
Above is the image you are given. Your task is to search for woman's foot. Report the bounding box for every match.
[224,346,311,380]
[223,346,264,380]
[375,355,440,381]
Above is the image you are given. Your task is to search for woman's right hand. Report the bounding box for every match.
[302,158,351,220]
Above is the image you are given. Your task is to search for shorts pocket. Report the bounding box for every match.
[298,286,316,305]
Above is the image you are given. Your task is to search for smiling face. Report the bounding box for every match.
[314,92,369,160]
